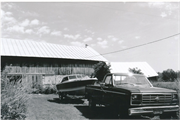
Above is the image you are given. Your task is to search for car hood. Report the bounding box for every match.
[115,85,176,93]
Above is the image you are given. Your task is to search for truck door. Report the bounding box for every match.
[101,75,113,104]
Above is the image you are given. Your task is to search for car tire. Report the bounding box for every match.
[89,97,96,108]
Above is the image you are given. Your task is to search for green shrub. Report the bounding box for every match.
[1,76,28,119]
[41,85,57,94]
[30,84,57,94]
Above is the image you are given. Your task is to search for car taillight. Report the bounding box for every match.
[131,94,141,104]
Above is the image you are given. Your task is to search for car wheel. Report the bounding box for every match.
[89,98,96,108]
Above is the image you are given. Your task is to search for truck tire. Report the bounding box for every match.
[115,104,129,119]
[89,97,96,108]
[160,111,178,119]
[59,92,67,101]
[58,93,63,101]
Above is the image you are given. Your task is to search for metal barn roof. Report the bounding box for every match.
[1,38,107,62]
[110,62,158,77]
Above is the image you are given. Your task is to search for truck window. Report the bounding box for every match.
[114,75,127,85]
[104,76,112,85]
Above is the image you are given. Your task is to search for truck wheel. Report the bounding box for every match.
[160,112,178,119]
[116,106,129,119]
[89,98,96,108]
[58,93,63,101]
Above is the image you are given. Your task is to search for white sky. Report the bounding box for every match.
[1,2,180,72]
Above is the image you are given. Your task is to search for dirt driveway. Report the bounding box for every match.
[26,94,172,120]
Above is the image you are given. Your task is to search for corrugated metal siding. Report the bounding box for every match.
[110,62,158,77]
[1,38,107,62]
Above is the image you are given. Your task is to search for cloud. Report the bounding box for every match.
[111,37,118,42]
[85,29,94,34]
[6,25,24,33]
[174,36,179,40]
[148,2,178,10]
[64,27,69,31]
[1,10,16,24]
[1,10,5,17]
[118,40,124,44]
[97,37,102,41]
[98,40,108,48]
[25,11,39,17]
[3,16,16,22]
[83,37,92,42]
[70,41,84,47]
[108,35,113,39]
[148,2,165,8]
[135,36,140,39]
[108,35,118,41]
[37,26,50,35]
[20,19,30,27]
[64,34,80,40]
[90,44,96,47]
[122,46,127,49]
[51,31,62,36]
[25,29,33,34]
[30,19,39,25]
[2,3,13,10]
[161,12,167,18]
[5,12,12,16]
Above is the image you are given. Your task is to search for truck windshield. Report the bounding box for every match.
[113,75,152,87]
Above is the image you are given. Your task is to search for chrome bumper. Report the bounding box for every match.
[129,105,179,116]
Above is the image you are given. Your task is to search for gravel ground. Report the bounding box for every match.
[26,94,178,120]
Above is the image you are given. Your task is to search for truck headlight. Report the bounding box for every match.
[172,94,178,100]
[131,94,141,104]
[172,93,179,104]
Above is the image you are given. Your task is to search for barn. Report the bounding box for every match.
[1,38,107,86]
[110,62,158,81]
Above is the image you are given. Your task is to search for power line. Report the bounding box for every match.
[86,32,180,58]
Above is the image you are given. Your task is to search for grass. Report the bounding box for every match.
[151,81,180,100]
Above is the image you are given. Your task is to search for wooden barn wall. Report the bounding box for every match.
[1,56,99,76]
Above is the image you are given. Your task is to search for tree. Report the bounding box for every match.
[92,62,111,81]
[129,67,143,74]
[161,69,177,82]
[177,71,180,81]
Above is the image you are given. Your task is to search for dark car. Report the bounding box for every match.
[85,73,179,118]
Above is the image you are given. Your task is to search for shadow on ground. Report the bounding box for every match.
[75,105,144,119]
[47,97,84,104]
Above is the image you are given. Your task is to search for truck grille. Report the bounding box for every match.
[142,94,172,104]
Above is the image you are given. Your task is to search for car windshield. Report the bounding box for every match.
[113,75,152,87]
